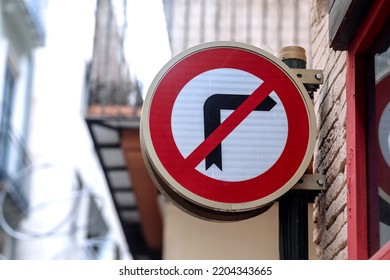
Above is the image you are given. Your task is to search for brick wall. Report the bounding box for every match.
[310,0,348,260]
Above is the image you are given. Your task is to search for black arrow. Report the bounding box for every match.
[203,94,277,170]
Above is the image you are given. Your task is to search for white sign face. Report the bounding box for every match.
[379,101,390,167]
[171,68,288,182]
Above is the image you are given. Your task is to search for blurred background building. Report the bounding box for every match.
[84,0,162,260]
[0,0,130,260]
[163,0,311,59]
[0,0,48,259]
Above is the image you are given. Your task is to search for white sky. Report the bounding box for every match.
[126,0,172,95]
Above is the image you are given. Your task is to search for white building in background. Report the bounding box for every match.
[0,0,130,260]
[0,0,45,259]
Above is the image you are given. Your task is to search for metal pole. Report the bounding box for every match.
[278,46,309,260]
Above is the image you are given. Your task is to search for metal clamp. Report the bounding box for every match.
[293,174,326,191]
[291,69,324,98]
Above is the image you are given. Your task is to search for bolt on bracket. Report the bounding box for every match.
[291,69,324,98]
[293,174,326,191]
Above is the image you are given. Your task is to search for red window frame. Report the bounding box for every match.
[346,0,390,259]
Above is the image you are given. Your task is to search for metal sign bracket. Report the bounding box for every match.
[278,46,325,260]
[293,174,326,190]
[292,69,324,98]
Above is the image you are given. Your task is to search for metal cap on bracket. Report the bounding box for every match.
[279,46,307,69]
[279,46,307,62]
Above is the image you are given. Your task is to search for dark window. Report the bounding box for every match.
[366,20,390,256]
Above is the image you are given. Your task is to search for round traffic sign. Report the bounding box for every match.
[141,42,316,213]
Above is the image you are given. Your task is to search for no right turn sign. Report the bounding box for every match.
[141,42,316,216]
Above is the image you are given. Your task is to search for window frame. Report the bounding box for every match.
[346,0,390,259]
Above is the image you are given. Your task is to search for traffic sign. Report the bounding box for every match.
[141,42,316,213]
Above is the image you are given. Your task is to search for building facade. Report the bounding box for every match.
[163,0,312,58]
[0,0,46,259]
[311,0,390,259]
[0,0,129,260]
[85,0,162,260]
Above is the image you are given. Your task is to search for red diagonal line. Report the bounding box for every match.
[185,82,274,168]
